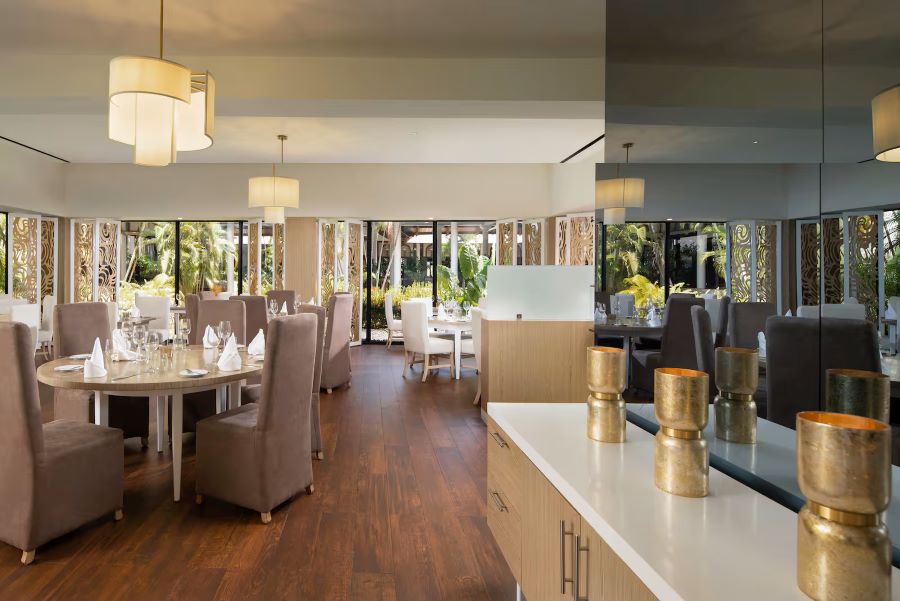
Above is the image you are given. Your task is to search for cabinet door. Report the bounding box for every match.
[579,520,656,601]
[521,460,582,601]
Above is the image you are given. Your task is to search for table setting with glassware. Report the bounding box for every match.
[36,313,265,502]
[592,294,664,386]
[429,300,473,380]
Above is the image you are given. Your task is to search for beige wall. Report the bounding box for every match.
[0,141,66,216]
[284,217,319,301]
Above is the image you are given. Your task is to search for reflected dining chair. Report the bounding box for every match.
[267,289,297,315]
[690,306,717,402]
[0,322,124,565]
[401,300,454,382]
[703,295,731,347]
[321,293,353,393]
[727,302,776,349]
[134,293,172,341]
[195,315,317,523]
[53,303,150,447]
[384,292,403,348]
[631,297,704,396]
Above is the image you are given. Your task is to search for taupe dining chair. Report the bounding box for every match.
[233,295,269,339]
[53,302,150,446]
[690,306,717,401]
[267,289,297,315]
[195,315,317,523]
[321,293,353,393]
[727,302,776,349]
[0,322,124,565]
[184,294,200,345]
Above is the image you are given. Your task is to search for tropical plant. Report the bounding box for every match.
[436,242,489,307]
[620,274,685,308]
[603,223,664,293]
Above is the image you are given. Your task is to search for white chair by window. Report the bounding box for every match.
[798,303,866,320]
[401,300,454,382]
[460,308,483,405]
[38,295,56,351]
[10,303,41,350]
[384,292,403,348]
[135,294,172,340]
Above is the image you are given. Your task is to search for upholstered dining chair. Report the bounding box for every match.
[384,292,403,348]
[690,306,717,402]
[184,294,200,345]
[53,302,150,446]
[0,322,124,565]
[703,295,731,347]
[267,289,297,315]
[401,300,454,382]
[233,295,269,339]
[321,293,353,393]
[38,295,56,352]
[631,297,704,396]
[195,314,317,523]
[727,301,776,349]
[134,294,171,341]
[766,316,880,429]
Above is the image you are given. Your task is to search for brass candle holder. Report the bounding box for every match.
[654,368,710,497]
[714,347,758,444]
[586,346,627,443]
[825,368,890,423]
[796,411,891,601]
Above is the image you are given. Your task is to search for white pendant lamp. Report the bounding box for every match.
[873,84,900,162]
[108,0,215,167]
[596,142,645,224]
[249,134,300,224]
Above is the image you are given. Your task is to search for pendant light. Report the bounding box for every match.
[595,142,645,225]
[108,0,215,167]
[872,84,900,162]
[248,135,300,224]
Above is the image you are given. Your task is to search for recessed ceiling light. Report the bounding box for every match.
[752,140,759,144]
[666,218,673,221]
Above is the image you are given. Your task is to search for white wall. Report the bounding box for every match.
[64,162,553,220]
[0,140,66,216]
[550,146,604,215]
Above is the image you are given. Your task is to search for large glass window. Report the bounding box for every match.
[604,222,665,295]
[179,221,239,300]
[666,222,727,296]
[0,212,6,295]
[120,221,177,310]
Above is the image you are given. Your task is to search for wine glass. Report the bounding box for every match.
[132,324,148,362]
[146,332,161,372]
[269,299,279,317]
[180,316,191,344]
[219,320,232,348]
[293,298,301,313]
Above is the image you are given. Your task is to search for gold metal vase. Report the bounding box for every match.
[825,368,890,423]
[714,347,758,443]
[586,346,627,443]
[796,411,892,601]
[653,368,710,497]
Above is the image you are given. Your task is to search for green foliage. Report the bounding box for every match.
[436,242,489,307]
[369,282,433,329]
[119,274,176,310]
[620,274,685,308]
[886,253,900,300]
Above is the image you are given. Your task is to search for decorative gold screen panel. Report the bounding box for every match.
[320,221,335,302]
[40,220,55,301]
[272,223,285,290]
[847,214,879,322]
[497,222,515,265]
[97,222,118,303]
[799,222,820,306]
[822,217,844,304]
[570,216,594,266]
[755,224,778,304]
[523,221,543,265]
[348,222,362,342]
[73,221,94,303]
[11,216,38,303]
[728,224,752,303]
[248,222,260,295]
[557,220,568,265]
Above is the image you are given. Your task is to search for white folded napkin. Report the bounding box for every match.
[202,325,219,349]
[280,302,288,315]
[217,334,241,372]
[83,338,107,379]
[112,329,138,360]
[437,304,447,319]
[247,328,265,356]
[130,305,141,318]
[307,297,315,305]
[647,305,657,322]
[785,309,793,317]
[886,305,898,320]
[757,331,767,359]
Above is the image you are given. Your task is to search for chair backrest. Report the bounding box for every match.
[41,295,56,331]
[104,302,119,335]
[267,290,297,315]
[765,316,880,428]
[889,296,900,317]
[702,295,730,346]
[9,303,40,350]
[660,297,705,369]
[53,302,111,358]
[690,305,716,400]
[134,294,171,333]
[233,295,269,339]
[401,300,429,355]
[384,292,401,330]
[471,308,484,370]
[184,294,200,344]
[196,300,247,345]
[613,293,635,317]
[297,304,327,393]
[256,314,317,433]
[822,303,866,320]
[321,293,353,387]
[727,302,776,349]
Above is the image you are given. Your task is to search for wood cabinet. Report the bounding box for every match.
[485,415,525,582]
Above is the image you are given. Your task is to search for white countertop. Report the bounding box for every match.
[488,402,900,601]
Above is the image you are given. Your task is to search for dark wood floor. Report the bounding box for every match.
[0,346,515,601]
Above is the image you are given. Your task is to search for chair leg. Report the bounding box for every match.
[114,508,124,521]
[306,483,315,495]
[473,379,482,405]
[402,350,408,377]
[387,330,392,348]
[140,437,149,450]
[21,550,35,566]
[326,388,333,394]
[422,354,430,382]
[195,494,204,505]
[314,451,324,461]
[260,512,272,524]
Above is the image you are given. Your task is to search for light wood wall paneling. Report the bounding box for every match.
[285,217,319,302]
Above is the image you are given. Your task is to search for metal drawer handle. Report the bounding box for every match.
[573,535,589,601]
[489,490,508,512]
[560,520,574,594]
[490,431,508,448]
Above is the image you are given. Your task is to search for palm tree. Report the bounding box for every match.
[604,223,664,291]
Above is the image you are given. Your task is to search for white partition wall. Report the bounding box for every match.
[485,265,593,321]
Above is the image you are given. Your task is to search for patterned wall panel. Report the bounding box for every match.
[11,216,38,303]
[272,222,285,290]
[755,223,778,304]
[248,222,260,295]
[73,221,94,303]
[96,222,118,303]
[822,217,844,304]
[40,219,55,301]
[847,214,879,322]
[497,221,515,265]
[523,221,543,265]
[570,215,595,266]
[728,224,752,303]
[348,222,362,342]
[319,221,335,302]
[557,219,568,265]
[799,222,820,306]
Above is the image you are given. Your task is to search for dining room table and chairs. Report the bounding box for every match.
[267,289,298,315]
[401,299,456,382]
[134,293,173,342]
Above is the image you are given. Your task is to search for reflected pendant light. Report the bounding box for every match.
[595,142,645,225]
[108,0,215,167]
[248,134,300,224]
[873,84,900,162]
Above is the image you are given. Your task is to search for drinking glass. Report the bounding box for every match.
[133,324,148,362]
[219,320,232,348]
[269,299,279,316]
[180,316,191,343]
[293,298,301,313]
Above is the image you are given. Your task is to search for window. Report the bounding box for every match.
[603,222,665,294]
[0,212,6,294]
[179,221,240,300]
[120,221,176,309]
[666,222,726,296]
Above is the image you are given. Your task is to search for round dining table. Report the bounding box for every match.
[428,316,473,380]
[37,346,262,502]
